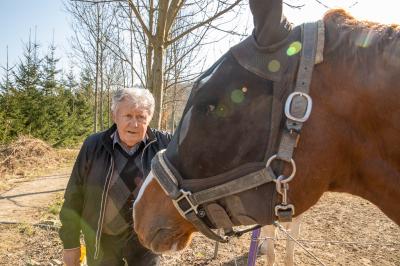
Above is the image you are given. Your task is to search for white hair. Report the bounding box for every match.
[111,88,155,117]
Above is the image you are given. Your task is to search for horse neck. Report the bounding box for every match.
[290,36,400,224]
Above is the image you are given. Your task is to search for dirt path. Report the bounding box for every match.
[0,172,70,224]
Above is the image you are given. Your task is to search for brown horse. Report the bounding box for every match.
[133,9,400,253]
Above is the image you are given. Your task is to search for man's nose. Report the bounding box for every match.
[128,117,138,127]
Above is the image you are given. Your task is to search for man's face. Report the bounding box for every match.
[113,99,151,148]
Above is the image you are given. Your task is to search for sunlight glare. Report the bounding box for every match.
[268,59,281,73]
[287,41,302,56]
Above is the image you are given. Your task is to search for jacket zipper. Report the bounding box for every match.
[94,138,157,258]
[140,139,157,175]
[94,156,114,259]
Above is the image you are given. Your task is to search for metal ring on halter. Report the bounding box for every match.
[266,154,296,183]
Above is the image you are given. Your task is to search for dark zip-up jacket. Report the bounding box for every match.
[59,124,171,256]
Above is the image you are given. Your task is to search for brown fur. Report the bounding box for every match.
[134,178,196,253]
[290,9,400,221]
[134,10,400,253]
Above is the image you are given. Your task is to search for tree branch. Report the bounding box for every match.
[165,0,242,46]
[127,0,155,44]
[165,0,185,35]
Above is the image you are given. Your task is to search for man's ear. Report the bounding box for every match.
[112,111,116,123]
[147,114,153,125]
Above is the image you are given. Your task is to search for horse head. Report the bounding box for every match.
[134,51,281,252]
[134,9,400,253]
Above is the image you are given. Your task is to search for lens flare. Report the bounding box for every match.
[215,104,228,118]
[268,60,281,73]
[231,89,245,104]
[287,41,302,56]
[355,30,375,48]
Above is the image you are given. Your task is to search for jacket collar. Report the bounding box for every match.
[146,127,157,142]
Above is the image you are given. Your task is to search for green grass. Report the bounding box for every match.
[45,193,64,219]
[18,223,35,237]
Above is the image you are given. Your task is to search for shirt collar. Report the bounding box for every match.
[111,130,147,156]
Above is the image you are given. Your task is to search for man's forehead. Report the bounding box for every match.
[118,101,148,113]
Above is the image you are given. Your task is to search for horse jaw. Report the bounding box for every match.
[133,173,196,253]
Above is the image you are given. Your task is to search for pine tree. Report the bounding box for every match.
[0,35,95,146]
[12,38,44,138]
[0,93,9,142]
[40,44,62,143]
[72,68,94,142]
[64,66,79,114]
[40,44,77,146]
[0,46,14,94]
[41,44,60,95]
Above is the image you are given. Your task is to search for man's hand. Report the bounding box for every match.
[63,247,81,266]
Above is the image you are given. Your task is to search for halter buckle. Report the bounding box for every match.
[284,92,313,123]
[173,189,199,217]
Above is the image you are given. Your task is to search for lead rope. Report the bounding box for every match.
[274,221,326,266]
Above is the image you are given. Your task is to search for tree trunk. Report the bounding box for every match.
[171,83,177,133]
[129,8,135,87]
[145,42,153,89]
[107,80,111,128]
[93,5,101,133]
[94,41,99,133]
[150,45,164,129]
[99,44,104,130]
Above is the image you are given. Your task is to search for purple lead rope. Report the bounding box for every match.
[247,228,261,266]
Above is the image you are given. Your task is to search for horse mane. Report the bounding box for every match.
[323,9,400,31]
[322,9,400,70]
[324,9,400,78]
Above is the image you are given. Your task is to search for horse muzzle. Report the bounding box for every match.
[143,226,193,253]
[133,175,196,253]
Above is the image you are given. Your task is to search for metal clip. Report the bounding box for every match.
[274,175,295,221]
[275,204,295,222]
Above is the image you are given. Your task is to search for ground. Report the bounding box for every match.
[0,168,399,265]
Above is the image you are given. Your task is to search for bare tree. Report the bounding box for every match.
[66,0,250,129]
[124,0,244,128]
[65,1,118,132]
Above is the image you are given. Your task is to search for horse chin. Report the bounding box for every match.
[146,228,194,253]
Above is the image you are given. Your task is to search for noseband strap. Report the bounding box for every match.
[152,150,276,242]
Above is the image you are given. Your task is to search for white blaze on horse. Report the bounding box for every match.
[133,7,400,255]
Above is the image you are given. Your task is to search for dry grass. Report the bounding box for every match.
[0,136,78,191]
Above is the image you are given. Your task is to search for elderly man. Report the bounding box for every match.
[60,88,171,266]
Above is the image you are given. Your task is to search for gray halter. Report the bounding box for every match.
[151,21,325,243]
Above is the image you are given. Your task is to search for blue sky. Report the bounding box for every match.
[0,0,71,72]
